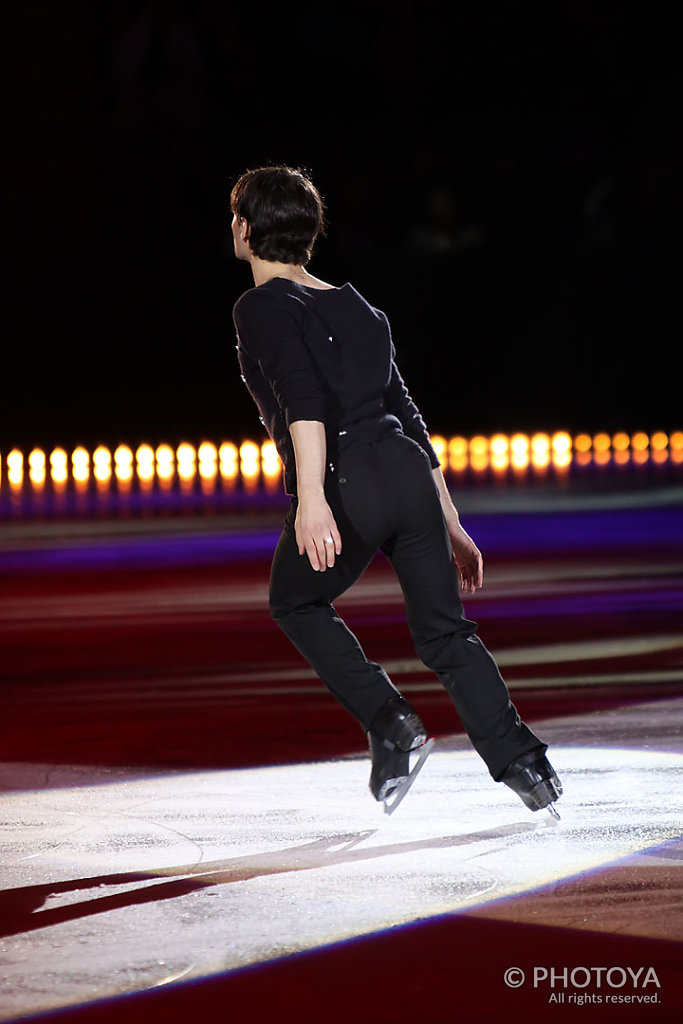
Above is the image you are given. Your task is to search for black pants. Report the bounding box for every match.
[269,432,544,780]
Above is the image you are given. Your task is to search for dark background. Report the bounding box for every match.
[3,1,681,452]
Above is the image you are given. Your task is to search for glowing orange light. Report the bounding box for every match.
[552,450,572,470]
[219,441,239,480]
[50,448,68,485]
[72,447,90,483]
[7,449,23,488]
[72,446,89,466]
[114,445,133,466]
[136,444,154,465]
[511,452,529,470]
[240,440,260,479]
[92,446,112,484]
[114,445,134,483]
[531,433,550,453]
[28,449,45,472]
[135,444,155,482]
[530,434,550,469]
[28,448,46,487]
[156,444,174,465]
[490,452,509,472]
[552,432,572,455]
[177,443,196,462]
[197,442,218,481]
[469,435,489,457]
[219,442,238,462]
[93,446,111,468]
[198,441,218,463]
[261,441,281,477]
[471,453,489,472]
[448,436,468,472]
[592,433,611,453]
[448,436,468,458]
[510,434,529,454]
[155,444,175,482]
[490,434,509,458]
[5,428,677,497]
[550,434,571,470]
[176,443,196,482]
[429,435,447,468]
[509,434,529,470]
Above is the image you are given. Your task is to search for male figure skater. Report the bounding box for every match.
[231,165,562,817]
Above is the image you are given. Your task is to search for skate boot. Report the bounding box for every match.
[367,697,433,815]
[499,749,563,819]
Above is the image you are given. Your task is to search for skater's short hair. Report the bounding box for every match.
[230,166,326,265]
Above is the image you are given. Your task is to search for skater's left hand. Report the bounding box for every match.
[430,466,483,593]
[447,521,483,593]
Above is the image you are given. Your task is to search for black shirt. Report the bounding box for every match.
[233,276,439,495]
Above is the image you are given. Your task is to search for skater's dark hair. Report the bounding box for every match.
[230,165,326,265]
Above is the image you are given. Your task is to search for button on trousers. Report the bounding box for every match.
[269,432,544,780]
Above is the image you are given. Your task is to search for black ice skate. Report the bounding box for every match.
[367,697,433,815]
[499,750,563,820]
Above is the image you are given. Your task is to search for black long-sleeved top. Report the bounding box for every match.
[233,276,440,495]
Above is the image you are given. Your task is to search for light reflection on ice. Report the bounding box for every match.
[0,745,681,1019]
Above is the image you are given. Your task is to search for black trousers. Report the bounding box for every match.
[269,432,544,780]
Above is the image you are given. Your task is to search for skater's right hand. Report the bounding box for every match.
[295,495,343,572]
[289,420,343,572]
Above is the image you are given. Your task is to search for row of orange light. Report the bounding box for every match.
[434,430,682,471]
[0,441,278,489]
[0,431,681,489]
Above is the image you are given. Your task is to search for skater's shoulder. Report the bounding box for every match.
[233,279,307,322]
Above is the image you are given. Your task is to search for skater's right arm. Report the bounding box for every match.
[289,420,342,572]
[234,290,327,426]
[234,289,341,570]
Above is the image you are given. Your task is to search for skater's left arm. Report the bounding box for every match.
[383,343,441,468]
[432,466,483,594]
[382,338,481,591]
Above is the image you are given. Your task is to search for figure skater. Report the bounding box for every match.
[231,165,562,817]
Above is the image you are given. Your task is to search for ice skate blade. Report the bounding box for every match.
[504,773,562,814]
[546,803,561,821]
[383,738,434,816]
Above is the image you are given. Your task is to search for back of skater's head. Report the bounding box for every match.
[230,165,326,265]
